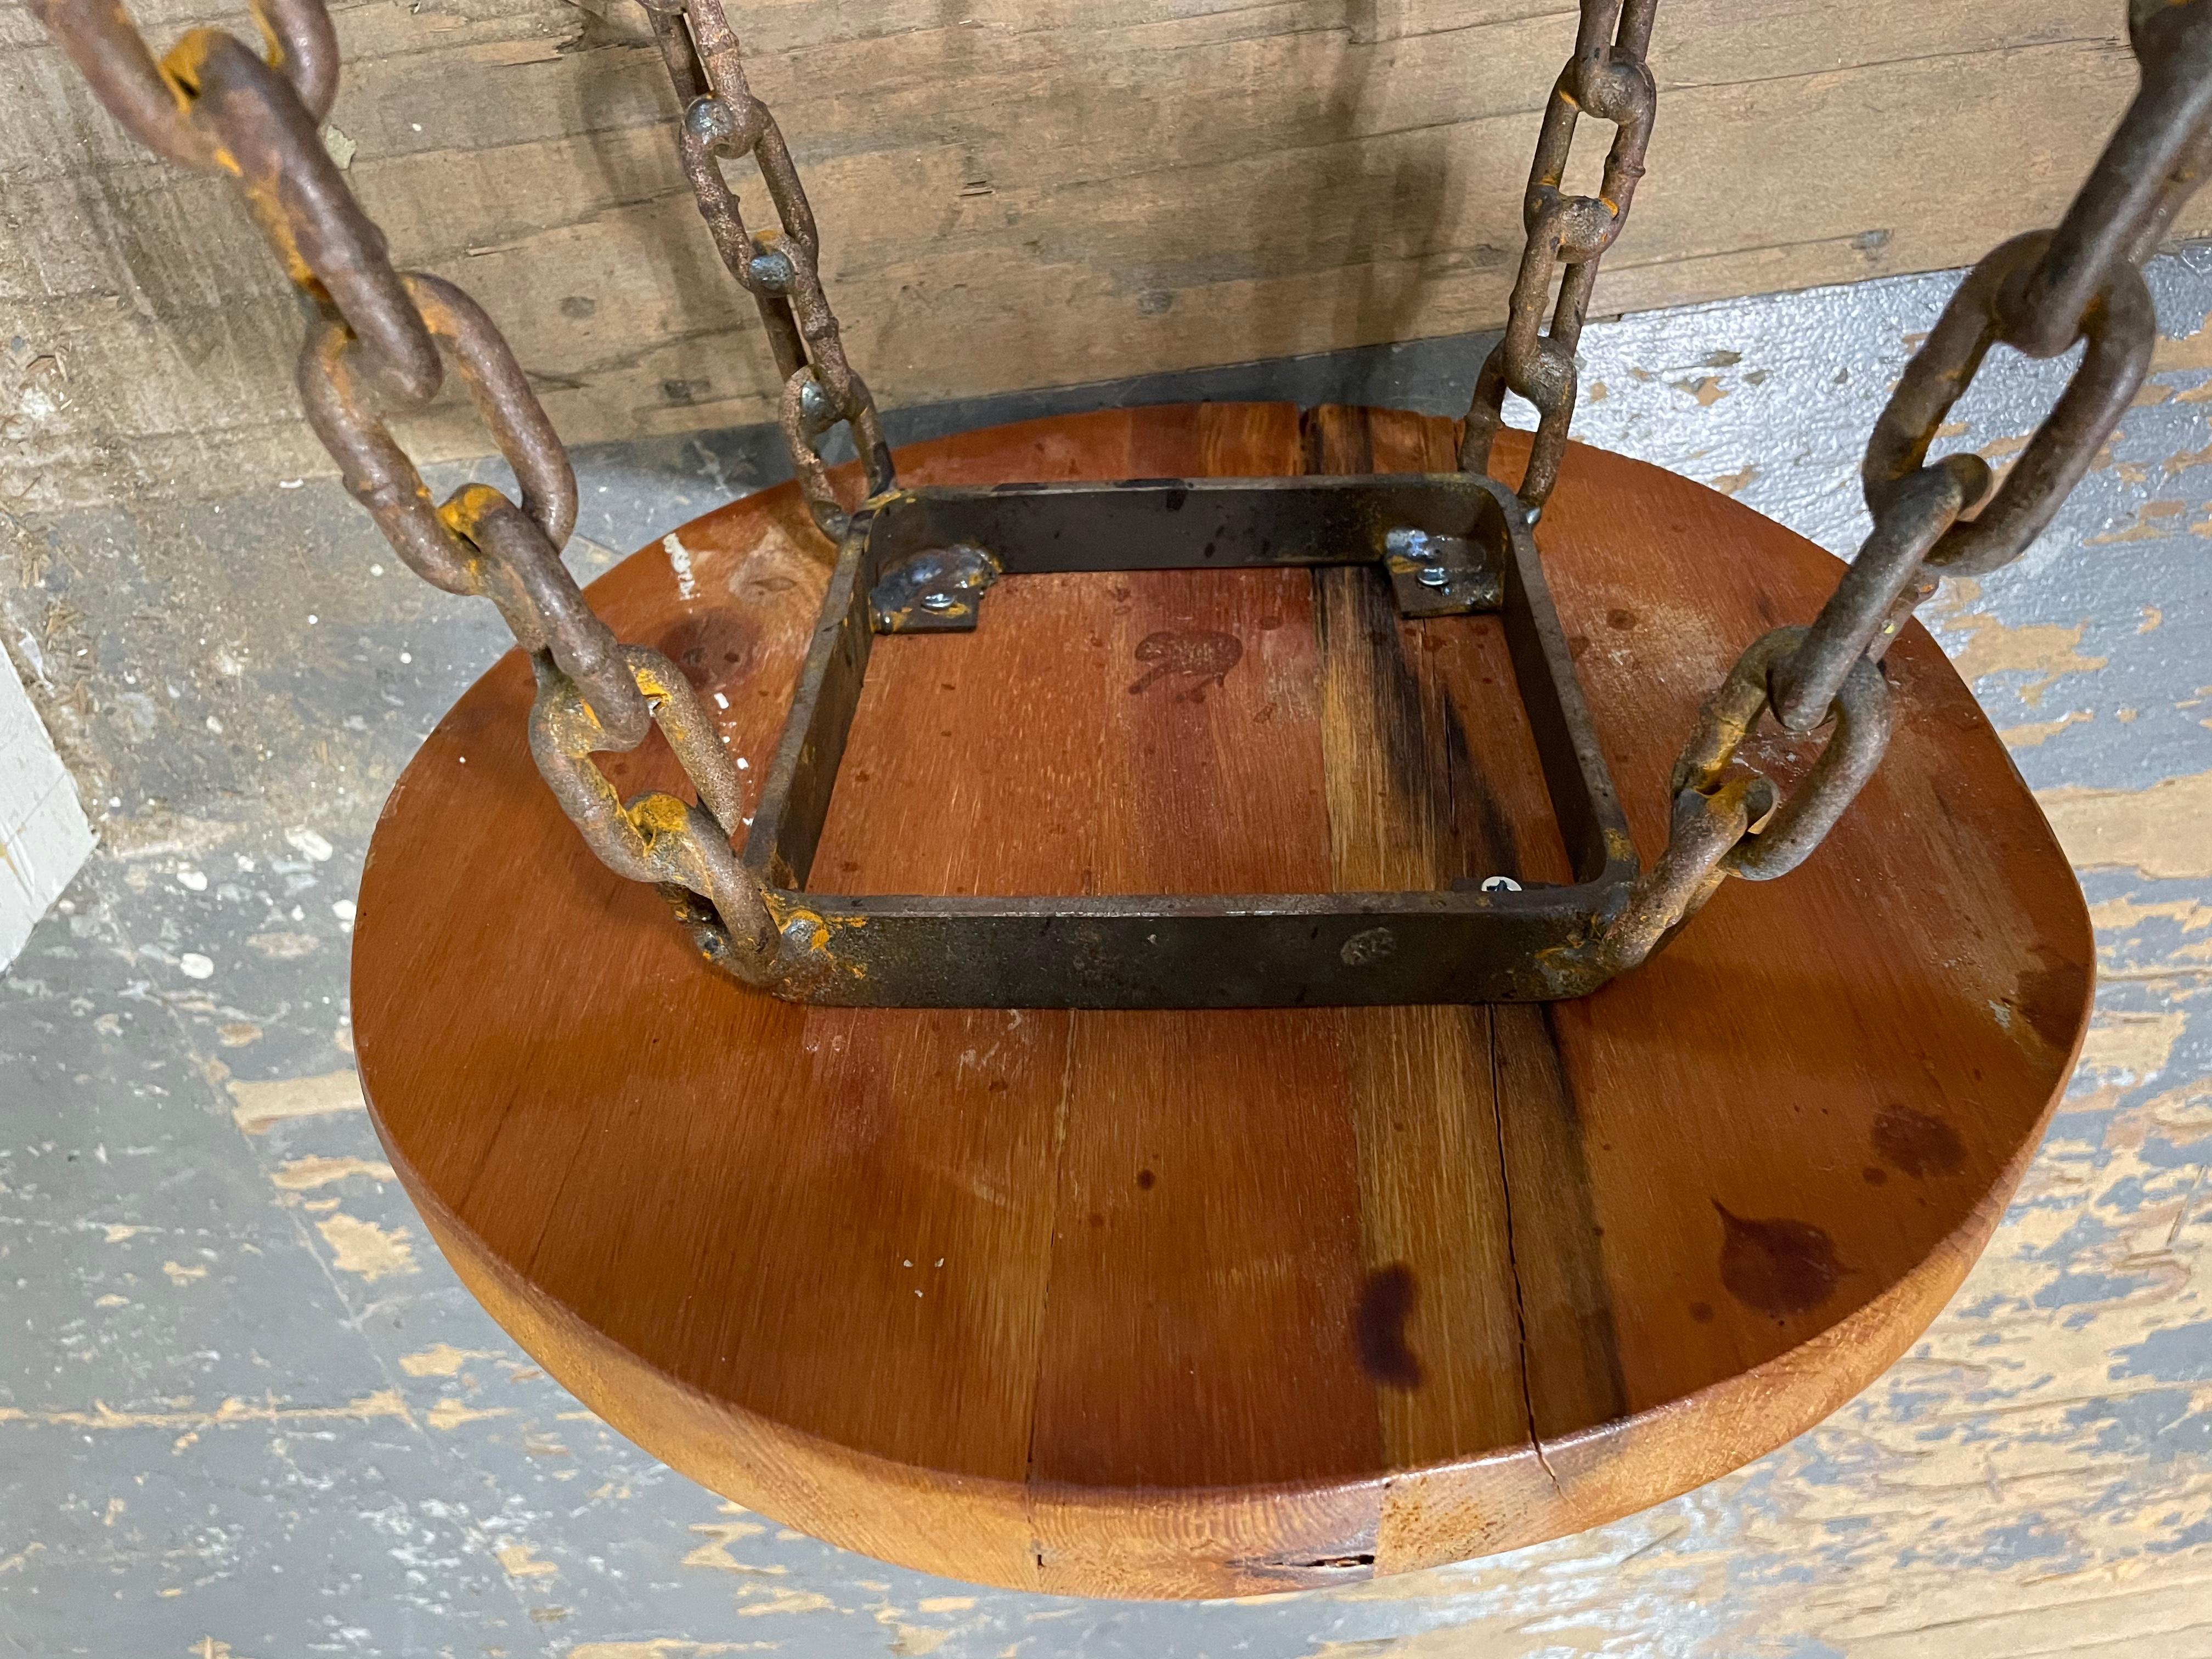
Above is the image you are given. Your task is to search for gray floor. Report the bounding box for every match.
[4,255,2212,1656]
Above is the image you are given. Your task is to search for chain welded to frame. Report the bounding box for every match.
[640,0,895,541]
[36,0,2212,1004]
[1604,0,2212,973]
[32,0,777,973]
[1461,0,1660,518]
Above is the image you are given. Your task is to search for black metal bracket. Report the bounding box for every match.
[732,473,1640,1007]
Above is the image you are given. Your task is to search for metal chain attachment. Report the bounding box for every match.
[646,0,895,541]
[1461,0,1659,517]
[37,0,336,170]
[1865,232,2157,577]
[1607,0,2212,969]
[46,5,442,403]
[529,647,775,960]
[35,0,779,983]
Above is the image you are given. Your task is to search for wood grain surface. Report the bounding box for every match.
[352,406,2092,1598]
[8,0,2206,511]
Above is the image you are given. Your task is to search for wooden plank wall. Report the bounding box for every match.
[4,0,2204,511]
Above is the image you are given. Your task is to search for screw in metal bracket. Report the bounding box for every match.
[920,592,957,612]
[1416,565,1451,588]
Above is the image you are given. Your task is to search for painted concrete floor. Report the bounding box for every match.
[4,253,2212,1657]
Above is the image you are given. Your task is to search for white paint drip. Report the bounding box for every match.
[663,531,698,601]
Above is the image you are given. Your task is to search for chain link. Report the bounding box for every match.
[646,0,895,541]
[1611,0,2212,970]
[1461,0,1660,518]
[40,0,2212,995]
[33,0,777,980]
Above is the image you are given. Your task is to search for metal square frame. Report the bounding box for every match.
[739,473,1640,1006]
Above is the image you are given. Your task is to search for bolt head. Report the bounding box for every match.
[1416,565,1451,589]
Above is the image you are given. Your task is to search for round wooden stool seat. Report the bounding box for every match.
[354,405,2090,1599]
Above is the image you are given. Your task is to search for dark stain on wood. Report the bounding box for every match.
[653,606,754,686]
[2017,944,2092,1053]
[353,408,2096,1596]
[1353,1262,1424,1390]
[1872,1105,1966,1179]
[1716,1203,1845,1319]
[1128,629,1242,701]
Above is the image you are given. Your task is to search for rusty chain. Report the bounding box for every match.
[1605,0,2212,971]
[35,0,778,974]
[36,0,2212,997]
[639,0,895,541]
[1461,0,1659,518]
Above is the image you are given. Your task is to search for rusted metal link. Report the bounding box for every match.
[450,492,651,751]
[528,647,775,960]
[780,365,894,541]
[1864,232,2157,578]
[657,0,896,541]
[1460,0,1659,516]
[1617,0,2212,964]
[1669,627,1895,882]
[188,32,440,402]
[299,272,575,590]
[1596,773,1775,975]
[2006,0,2212,358]
[298,273,647,744]
[303,283,579,588]
[678,97,809,382]
[1770,455,1987,731]
[48,3,443,405]
[38,0,763,948]
[32,0,336,170]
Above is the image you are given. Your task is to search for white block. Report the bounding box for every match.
[0,645,95,969]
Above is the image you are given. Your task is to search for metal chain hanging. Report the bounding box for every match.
[32,0,778,975]
[1460,0,1660,519]
[637,0,895,541]
[30,0,2212,1000]
[1593,0,2212,968]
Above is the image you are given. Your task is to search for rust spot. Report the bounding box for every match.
[1136,1167,1155,1190]
[653,607,754,688]
[1863,1165,1888,1186]
[2015,945,2090,1052]
[1353,1263,1423,1389]
[1129,629,1242,702]
[1872,1105,1965,1178]
[1689,1300,1714,1323]
[1715,1203,1843,1319]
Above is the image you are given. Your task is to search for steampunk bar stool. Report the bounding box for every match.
[40,0,2209,1596]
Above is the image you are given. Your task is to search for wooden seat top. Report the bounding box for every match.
[353,405,2090,1599]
